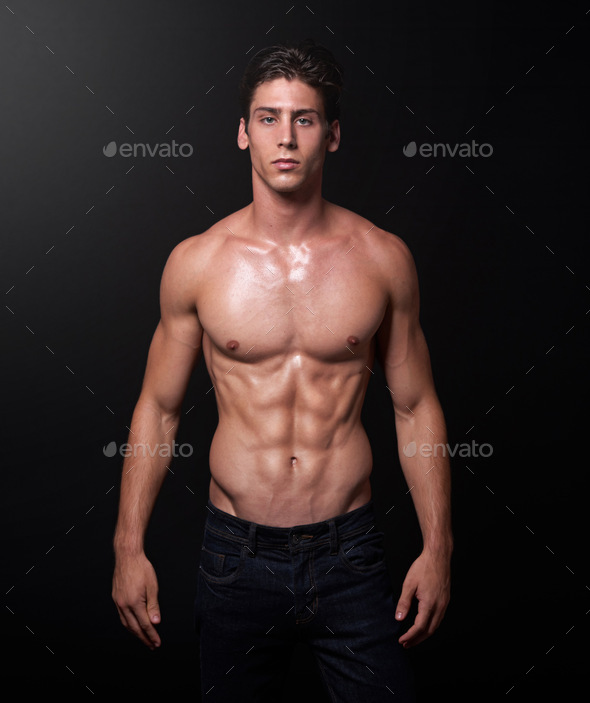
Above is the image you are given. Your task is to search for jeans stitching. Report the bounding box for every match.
[199,543,246,584]
[337,530,386,574]
[204,521,376,550]
[295,546,319,625]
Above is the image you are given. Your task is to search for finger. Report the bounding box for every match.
[398,606,433,648]
[402,628,431,648]
[398,620,425,647]
[410,596,451,647]
[429,597,451,637]
[428,603,448,634]
[115,604,130,631]
[135,604,161,648]
[395,580,417,621]
[146,586,161,628]
[123,606,157,649]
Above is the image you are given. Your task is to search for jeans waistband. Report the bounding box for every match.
[204,497,377,557]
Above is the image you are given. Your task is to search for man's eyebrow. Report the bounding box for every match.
[253,107,321,117]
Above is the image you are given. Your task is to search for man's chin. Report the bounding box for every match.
[254,168,313,195]
[272,183,303,194]
[268,174,309,194]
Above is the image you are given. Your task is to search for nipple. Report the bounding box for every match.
[226,340,240,351]
[347,335,359,346]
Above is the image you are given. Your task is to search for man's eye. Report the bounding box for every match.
[261,116,275,124]
[297,118,311,125]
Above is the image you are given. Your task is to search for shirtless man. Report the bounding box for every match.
[112,40,452,702]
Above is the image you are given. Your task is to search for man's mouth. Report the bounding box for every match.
[273,158,299,170]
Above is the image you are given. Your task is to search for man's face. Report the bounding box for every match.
[237,77,340,194]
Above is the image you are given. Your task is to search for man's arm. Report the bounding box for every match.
[376,233,453,648]
[112,238,203,650]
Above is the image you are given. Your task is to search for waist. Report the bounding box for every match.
[204,496,377,548]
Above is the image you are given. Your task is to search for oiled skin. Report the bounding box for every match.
[192,203,392,526]
[112,76,452,652]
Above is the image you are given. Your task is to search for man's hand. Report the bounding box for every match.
[112,552,161,650]
[395,550,451,648]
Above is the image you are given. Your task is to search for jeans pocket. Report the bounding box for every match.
[337,525,387,574]
[199,531,246,584]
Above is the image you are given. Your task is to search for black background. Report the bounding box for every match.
[2,1,589,700]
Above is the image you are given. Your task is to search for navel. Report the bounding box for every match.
[226,340,240,351]
[290,456,297,467]
[347,335,360,346]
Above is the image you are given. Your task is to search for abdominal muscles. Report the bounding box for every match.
[207,351,375,525]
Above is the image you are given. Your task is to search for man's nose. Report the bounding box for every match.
[278,119,296,148]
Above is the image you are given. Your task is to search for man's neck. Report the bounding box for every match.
[246,174,328,245]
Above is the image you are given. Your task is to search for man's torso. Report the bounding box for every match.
[184,202,400,526]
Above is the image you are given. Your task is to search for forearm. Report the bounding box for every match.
[113,399,180,557]
[394,396,453,556]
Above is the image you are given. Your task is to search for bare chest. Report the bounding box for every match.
[197,244,387,363]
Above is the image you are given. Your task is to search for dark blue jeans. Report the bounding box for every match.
[194,497,416,702]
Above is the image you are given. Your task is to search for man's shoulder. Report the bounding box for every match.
[165,206,249,271]
[330,202,414,269]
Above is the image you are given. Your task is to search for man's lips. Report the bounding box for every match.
[273,158,299,170]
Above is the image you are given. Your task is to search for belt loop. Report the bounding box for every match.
[247,522,257,557]
[328,519,338,556]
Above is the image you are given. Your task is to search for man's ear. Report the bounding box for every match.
[326,120,340,153]
[237,117,249,151]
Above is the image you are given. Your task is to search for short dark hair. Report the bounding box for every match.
[238,39,344,132]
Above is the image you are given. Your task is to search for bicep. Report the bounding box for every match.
[376,240,436,419]
[139,318,202,418]
[138,242,203,418]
